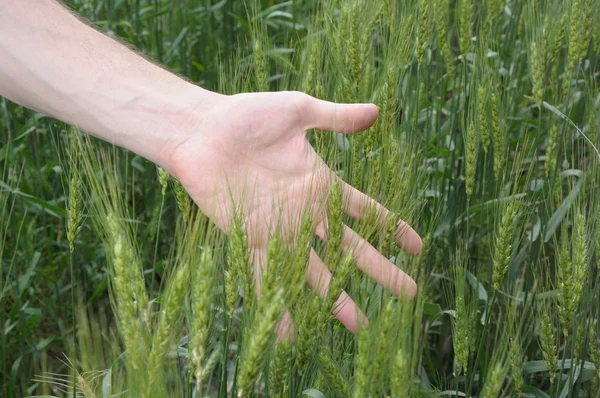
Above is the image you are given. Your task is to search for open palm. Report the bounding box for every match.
[167,91,422,333]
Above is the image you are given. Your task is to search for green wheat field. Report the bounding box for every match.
[1,0,600,397]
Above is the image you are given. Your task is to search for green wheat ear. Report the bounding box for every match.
[577,0,593,63]
[485,0,501,29]
[230,210,252,300]
[545,124,558,178]
[327,252,353,315]
[530,40,544,107]
[190,248,215,387]
[539,307,558,383]
[237,289,283,397]
[372,300,395,387]
[556,235,572,335]
[568,211,588,334]
[563,0,584,102]
[480,362,505,398]
[346,2,362,93]
[77,373,95,398]
[284,212,312,309]
[353,328,374,397]
[66,174,84,253]
[326,180,343,269]
[318,348,349,397]
[451,259,473,377]
[196,345,222,387]
[459,0,473,59]
[147,262,189,393]
[391,347,411,397]
[314,81,327,157]
[510,337,524,396]
[268,339,292,395]
[547,11,566,100]
[541,16,551,72]
[224,269,237,317]
[553,12,568,60]
[157,166,169,195]
[556,211,588,337]
[454,292,469,375]
[465,121,478,199]
[253,37,268,92]
[434,0,455,80]
[415,0,431,67]
[492,200,518,291]
[226,210,250,315]
[262,234,285,297]
[66,128,86,256]
[478,85,490,152]
[304,36,320,95]
[491,90,505,179]
[295,294,321,375]
[107,212,149,370]
[174,179,191,222]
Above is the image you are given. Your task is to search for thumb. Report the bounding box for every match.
[307,96,379,134]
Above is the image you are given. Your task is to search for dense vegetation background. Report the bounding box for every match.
[1,0,599,397]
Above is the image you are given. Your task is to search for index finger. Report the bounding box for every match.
[341,182,423,256]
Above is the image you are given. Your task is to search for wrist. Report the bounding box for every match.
[115,80,224,172]
[151,83,224,170]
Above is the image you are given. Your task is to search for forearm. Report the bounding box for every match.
[0,0,219,169]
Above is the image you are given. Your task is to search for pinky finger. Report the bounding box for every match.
[305,249,368,333]
[250,249,296,342]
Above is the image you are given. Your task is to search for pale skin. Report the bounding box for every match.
[0,0,423,336]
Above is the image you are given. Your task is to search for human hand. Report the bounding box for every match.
[0,0,421,334]
[165,91,423,334]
